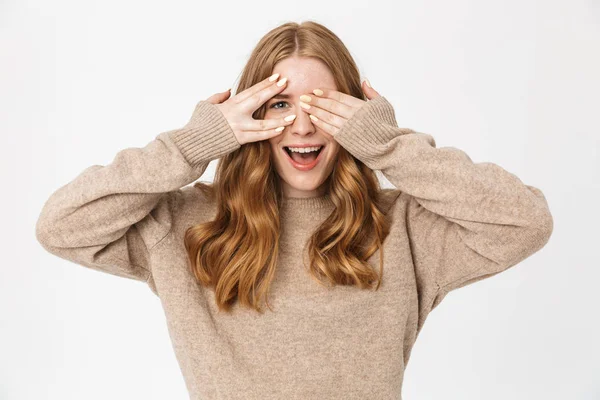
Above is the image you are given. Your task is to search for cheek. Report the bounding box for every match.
[269,141,285,167]
[268,136,280,150]
[328,143,340,159]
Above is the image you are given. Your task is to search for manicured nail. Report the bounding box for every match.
[284,114,297,122]
[300,95,312,102]
[269,73,280,82]
[275,126,285,132]
[364,78,371,88]
[299,101,310,109]
[309,115,318,122]
[276,77,287,87]
[313,89,323,96]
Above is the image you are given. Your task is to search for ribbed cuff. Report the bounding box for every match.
[168,100,241,169]
[333,96,416,162]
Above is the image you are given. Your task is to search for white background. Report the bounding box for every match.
[2,0,599,399]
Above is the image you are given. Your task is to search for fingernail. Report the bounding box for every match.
[364,78,371,88]
[276,77,287,87]
[300,95,312,102]
[275,126,285,132]
[313,89,323,96]
[284,114,297,122]
[269,73,280,82]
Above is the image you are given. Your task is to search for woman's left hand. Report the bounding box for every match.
[298,79,381,139]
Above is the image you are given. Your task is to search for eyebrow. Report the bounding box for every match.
[270,93,292,100]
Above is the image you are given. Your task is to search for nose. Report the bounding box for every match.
[288,104,316,137]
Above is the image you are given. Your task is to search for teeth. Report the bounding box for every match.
[286,146,322,153]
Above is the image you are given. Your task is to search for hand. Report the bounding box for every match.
[204,74,296,145]
[297,79,381,139]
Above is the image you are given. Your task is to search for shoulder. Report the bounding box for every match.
[160,182,219,237]
[176,181,218,215]
[377,187,404,214]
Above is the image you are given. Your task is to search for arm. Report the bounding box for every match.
[35,100,240,294]
[333,96,554,329]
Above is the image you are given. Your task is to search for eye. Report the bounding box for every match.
[270,101,289,110]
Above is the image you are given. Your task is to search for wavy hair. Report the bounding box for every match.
[184,20,393,313]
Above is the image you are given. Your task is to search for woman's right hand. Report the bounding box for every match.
[205,74,297,145]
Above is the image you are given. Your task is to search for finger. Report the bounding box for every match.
[234,73,283,104]
[206,88,232,104]
[239,125,287,143]
[301,94,354,120]
[305,113,339,138]
[311,87,364,109]
[300,101,346,130]
[240,75,288,113]
[238,114,296,132]
[362,79,381,100]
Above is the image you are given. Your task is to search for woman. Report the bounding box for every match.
[35,20,553,400]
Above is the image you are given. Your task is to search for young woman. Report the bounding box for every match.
[36,20,554,400]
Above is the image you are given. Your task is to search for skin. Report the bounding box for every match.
[263,56,381,198]
[264,56,341,198]
[207,56,381,198]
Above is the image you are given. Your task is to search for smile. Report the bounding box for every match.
[282,146,326,171]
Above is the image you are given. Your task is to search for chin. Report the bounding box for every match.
[285,180,324,192]
[276,168,331,197]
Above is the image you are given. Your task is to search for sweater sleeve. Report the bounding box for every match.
[332,96,554,330]
[35,100,240,294]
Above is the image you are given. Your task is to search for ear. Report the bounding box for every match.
[362,79,381,100]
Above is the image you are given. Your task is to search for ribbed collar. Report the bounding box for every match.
[280,193,334,210]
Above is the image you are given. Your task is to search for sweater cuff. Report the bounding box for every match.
[168,100,241,169]
[333,95,416,162]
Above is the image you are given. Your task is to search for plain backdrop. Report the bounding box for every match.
[2,0,598,399]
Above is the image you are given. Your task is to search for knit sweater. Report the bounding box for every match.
[35,95,554,400]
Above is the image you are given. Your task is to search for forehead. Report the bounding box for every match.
[272,56,337,93]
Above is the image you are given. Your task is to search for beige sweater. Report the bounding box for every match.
[35,95,554,399]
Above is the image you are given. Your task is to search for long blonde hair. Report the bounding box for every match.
[184,20,393,313]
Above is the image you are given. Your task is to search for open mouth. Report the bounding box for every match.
[283,146,324,161]
[282,145,325,170]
